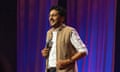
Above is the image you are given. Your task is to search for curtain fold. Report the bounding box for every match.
[67,0,116,72]
[17,0,58,72]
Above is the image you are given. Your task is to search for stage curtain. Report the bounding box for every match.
[17,0,116,72]
[67,0,116,72]
[17,0,58,72]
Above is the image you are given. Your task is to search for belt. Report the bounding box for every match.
[47,67,56,72]
[48,67,56,69]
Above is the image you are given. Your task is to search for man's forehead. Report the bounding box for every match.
[49,10,59,14]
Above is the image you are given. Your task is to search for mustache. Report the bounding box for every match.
[50,18,54,21]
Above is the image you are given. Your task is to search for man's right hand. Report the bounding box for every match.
[41,48,49,57]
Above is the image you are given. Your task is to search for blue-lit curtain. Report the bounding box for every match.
[67,0,116,72]
[17,0,116,72]
[17,0,58,72]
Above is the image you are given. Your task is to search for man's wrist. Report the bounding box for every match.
[68,58,73,64]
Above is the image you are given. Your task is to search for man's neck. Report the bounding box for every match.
[52,23,63,31]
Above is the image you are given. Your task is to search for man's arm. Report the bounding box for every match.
[57,51,87,68]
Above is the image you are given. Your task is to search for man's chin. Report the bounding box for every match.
[50,23,56,27]
[50,22,60,28]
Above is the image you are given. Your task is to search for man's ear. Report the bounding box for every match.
[61,16,65,22]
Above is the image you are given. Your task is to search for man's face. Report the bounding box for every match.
[49,9,63,27]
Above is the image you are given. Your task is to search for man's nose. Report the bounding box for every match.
[49,17,53,20]
[49,16,53,20]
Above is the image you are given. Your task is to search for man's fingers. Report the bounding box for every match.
[44,48,49,51]
[41,48,50,57]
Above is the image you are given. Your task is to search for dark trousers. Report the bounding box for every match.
[47,67,56,72]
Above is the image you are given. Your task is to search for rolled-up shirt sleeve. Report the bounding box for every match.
[70,30,88,55]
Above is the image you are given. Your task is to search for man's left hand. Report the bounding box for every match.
[56,59,70,69]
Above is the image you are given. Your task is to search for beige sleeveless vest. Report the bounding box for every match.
[46,24,78,72]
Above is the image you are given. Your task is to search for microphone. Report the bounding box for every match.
[46,40,53,49]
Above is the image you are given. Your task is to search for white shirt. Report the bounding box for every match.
[48,30,88,68]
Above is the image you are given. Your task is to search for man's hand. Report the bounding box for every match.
[57,59,71,69]
[41,48,49,57]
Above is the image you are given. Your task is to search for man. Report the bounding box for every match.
[41,6,88,72]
